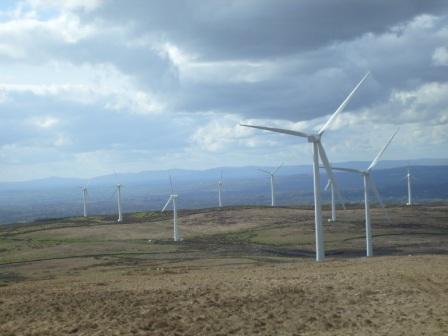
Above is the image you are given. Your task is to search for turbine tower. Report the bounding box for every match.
[218,171,223,208]
[116,184,123,223]
[406,168,413,206]
[324,180,336,222]
[240,72,370,261]
[81,186,88,217]
[161,177,180,241]
[331,129,399,257]
[257,164,283,207]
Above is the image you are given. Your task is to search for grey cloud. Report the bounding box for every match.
[83,0,448,60]
[78,1,448,122]
[165,13,448,121]
[3,1,446,122]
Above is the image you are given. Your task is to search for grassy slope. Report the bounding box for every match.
[0,205,447,335]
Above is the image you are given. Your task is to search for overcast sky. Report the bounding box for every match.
[0,0,447,182]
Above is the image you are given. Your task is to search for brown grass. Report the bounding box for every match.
[0,204,447,335]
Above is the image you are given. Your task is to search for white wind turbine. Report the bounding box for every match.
[161,177,180,242]
[116,184,123,222]
[405,168,413,206]
[241,72,370,261]
[81,186,88,217]
[257,164,283,207]
[218,171,223,208]
[112,172,123,222]
[330,129,399,257]
[80,179,92,217]
[324,179,336,222]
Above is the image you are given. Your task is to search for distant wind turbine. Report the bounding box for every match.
[116,184,123,222]
[257,163,283,207]
[218,171,223,208]
[112,172,123,222]
[80,179,91,217]
[331,129,399,257]
[81,186,88,217]
[161,176,180,242]
[405,168,413,206]
[240,72,370,261]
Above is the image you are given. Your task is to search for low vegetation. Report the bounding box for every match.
[0,204,447,335]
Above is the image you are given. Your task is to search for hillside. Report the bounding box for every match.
[0,204,447,335]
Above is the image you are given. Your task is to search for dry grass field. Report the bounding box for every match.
[1,204,448,335]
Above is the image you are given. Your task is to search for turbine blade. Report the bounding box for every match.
[271,163,283,175]
[318,72,370,135]
[161,196,173,212]
[324,179,331,191]
[367,128,399,171]
[240,124,309,138]
[256,168,271,175]
[325,166,363,174]
[169,176,174,194]
[317,141,346,209]
[368,175,391,223]
[113,170,120,185]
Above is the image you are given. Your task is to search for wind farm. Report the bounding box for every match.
[1,1,448,335]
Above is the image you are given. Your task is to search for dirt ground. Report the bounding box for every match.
[1,204,447,335]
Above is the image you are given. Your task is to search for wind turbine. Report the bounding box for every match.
[81,186,88,217]
[161,176,180,242]
[218,171,223,208]
[112,172,123,222]
[240,72,370,261]
[257,164,283,207]
[116,184,123,222]
[405,168,413,206]
[324,179,336,222]
[80,179,92,217]
[330,129,399,257]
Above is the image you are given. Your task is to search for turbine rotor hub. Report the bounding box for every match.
[307,134,320,143]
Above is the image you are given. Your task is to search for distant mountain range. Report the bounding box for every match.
[0,158,447,224]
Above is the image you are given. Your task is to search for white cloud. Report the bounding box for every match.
[105,90,164,115]
[0,13,96,52]
[25,0,103,12]
[30,116,59,129]
[190,115,254,152]
[433,46,448,66]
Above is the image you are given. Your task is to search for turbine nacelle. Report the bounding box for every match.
[307,134,321,143]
